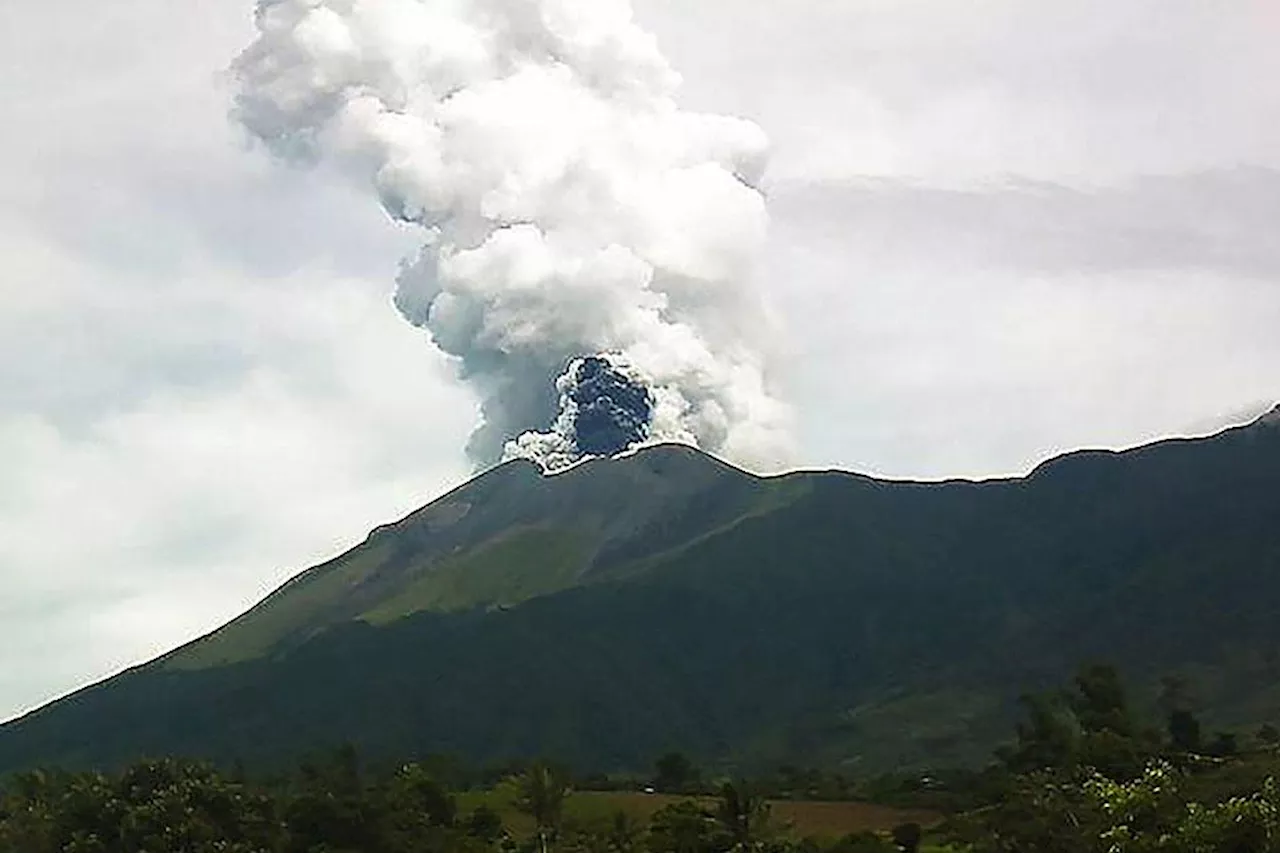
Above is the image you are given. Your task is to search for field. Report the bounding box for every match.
[459,787,943,840]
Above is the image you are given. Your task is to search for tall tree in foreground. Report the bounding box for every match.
[714,781,774,853]
[1005,691,1079,771]
[647,800,721,853]
[516,761,571,853]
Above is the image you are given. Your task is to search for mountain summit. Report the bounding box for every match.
[166,444,773,671]
[2,419,1279,775]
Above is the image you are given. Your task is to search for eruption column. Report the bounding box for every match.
[232,0,792,472]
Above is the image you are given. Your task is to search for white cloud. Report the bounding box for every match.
[769,170,1280,279]
[0,0,476,718]
[761,172,1280,477]
[634,0,1280,183]
[631,0,1280,476]
[0,273,476,719]
[0,0,1277,720]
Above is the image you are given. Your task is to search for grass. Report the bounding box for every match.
[165,539,396,670]
[457,786,943,840]
[590,477,814,586]
[768,799,943,836]
[162,452,808,670]
[170,526,593,669]
[360,527,592,623]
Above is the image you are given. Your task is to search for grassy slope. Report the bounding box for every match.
[1,421,1277,776]
[361,527,593,623]
[170,539,400,670]
[166,444,781,671]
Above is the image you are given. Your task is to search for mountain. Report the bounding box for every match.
[2,411,1279,776]
[163,444,788,670]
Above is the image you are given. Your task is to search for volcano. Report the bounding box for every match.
[1,413,1279,775]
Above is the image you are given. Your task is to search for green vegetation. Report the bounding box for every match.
[5,664,1277,851]
[0,753,936,853]
[457,788,937,842]
[165,445,777,672]
[170,539,400,669]
[939,664,1280,851]
[362,528,592,622]
[2,419,1279,779]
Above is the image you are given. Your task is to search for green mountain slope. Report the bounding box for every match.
[2,412,1278,775]
[168,445,786,669]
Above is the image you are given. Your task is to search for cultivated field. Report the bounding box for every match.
[461,788,942,839]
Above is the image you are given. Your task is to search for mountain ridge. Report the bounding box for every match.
[2,409,1278,775]
[162,443,783,670]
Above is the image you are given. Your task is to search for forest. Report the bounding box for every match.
[2,664,1277,852]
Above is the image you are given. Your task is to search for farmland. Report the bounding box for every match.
[459,786,942,839]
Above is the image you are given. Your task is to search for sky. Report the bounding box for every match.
[1,0,1277,722]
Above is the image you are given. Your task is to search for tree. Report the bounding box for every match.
[1158,674,1196,717]
[647,800,723,853]
[1065,664,1153,779]
[388,763,456,828]
[608,810,641,853]
[1086,762,1280,853]
[380,763,461,851]
[889,822,921,853]
[944,767,1106,853]
[515,761,571,853]
[1070,664,1134,738]
[0,760,284,853]
[1259,724,1280,746]
[1208,731,1239,757]
[714,782,774,853]
[1176,777,1280,852]
[285,748,382,853]
[1167,709,1202,753]
[0,770,60,853]
[654,752,699,793]
[466,804,506,843]
[1006,691,1079,771]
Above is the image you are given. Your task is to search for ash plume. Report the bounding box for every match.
[505,354,655,471]
[231,0,792,472]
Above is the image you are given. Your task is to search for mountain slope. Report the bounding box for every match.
[1,413,1278,775]
[169,445,787,669]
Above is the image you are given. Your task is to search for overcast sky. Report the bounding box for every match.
[2,0,1277,722]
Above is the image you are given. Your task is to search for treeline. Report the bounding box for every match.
[2,663,1279,852]
[939,663,1280,851]
[0,748,910,853]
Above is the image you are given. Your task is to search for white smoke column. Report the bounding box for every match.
[232,0,792,471]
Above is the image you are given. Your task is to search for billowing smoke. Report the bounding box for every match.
[506,354,655,470]
[231,0,791,472]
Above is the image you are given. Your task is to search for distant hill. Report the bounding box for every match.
[1,409,1278,776]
